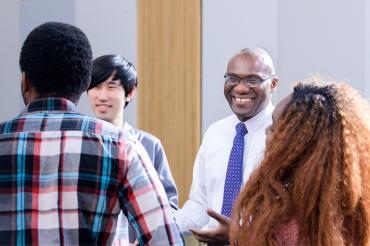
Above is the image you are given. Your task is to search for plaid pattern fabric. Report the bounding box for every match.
[0,97,183,246]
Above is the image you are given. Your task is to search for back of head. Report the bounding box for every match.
[88,55,137,98]
[19,22,92,102]
[231,79,370,245]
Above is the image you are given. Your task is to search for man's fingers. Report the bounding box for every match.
[207,209,230,224]
[190,229,216,244]
[193,234,210,243]
[190,228,213,237]
[190,229,208,242]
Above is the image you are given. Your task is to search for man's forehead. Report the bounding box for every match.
[227,54,267,75]
[228,50,274,73]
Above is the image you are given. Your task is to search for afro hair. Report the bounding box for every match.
[20,22,93,102]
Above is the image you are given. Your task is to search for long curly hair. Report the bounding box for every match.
[230,80,370,245]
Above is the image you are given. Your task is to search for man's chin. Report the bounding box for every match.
[95,115,112,122]
[232,107,253,116]
[232,109,255,122]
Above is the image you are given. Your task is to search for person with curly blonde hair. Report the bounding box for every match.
[230,80,370,245]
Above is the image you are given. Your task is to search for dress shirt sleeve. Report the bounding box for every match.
[174,139,210,233]
[119,141,184,245]
[152,140,179,209]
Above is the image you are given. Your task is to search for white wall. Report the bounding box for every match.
[20,0,75,42]
[0,0,21,120]
[278,0,366,100]
[202,0,278,133]
[365,0,370,101]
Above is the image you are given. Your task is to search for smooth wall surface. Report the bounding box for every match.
[0,0,21,120]
[202,0,278,133]
[365,0,370,101]
[278,0,366,102]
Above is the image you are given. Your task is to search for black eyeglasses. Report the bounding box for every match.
[224,74,273,88]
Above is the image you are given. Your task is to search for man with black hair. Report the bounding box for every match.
[0,22,183,245]
[87,54,179,245]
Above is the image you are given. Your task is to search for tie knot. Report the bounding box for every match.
[236,122,248,136]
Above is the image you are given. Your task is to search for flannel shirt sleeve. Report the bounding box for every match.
[119,140,183,245]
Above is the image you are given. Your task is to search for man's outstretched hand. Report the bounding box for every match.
[189,209,230,245]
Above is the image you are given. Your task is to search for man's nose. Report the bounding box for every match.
[233,81,251,92]
[97,89,109,101]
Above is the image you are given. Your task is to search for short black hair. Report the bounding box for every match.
[88,55,137,106]
[19,22,93,102]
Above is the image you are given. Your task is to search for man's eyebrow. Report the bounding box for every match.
[226,73,262,78]
[107,80,119,84]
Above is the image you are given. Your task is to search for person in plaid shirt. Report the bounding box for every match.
[0,22,183,245]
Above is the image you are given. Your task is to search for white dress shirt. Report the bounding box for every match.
[174,103,274,232]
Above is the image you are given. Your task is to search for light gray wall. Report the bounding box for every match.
[0,0,21,120]
[202,0,278,133]
[365,0,370,100]
[278,0,366,101]
[20,0,75,42]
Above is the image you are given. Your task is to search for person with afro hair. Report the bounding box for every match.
[19,21,92,103]
[0,22,183,245]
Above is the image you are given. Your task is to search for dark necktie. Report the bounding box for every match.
[221,122,248,217]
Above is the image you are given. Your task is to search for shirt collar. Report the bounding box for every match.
[21,97,80,114]
[122,122,133,132]
[231,102,274,132]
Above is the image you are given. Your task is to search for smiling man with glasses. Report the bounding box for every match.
[223,49,278,123]
[175,47,279,245]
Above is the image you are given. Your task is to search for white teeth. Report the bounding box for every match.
[234,97,250,103]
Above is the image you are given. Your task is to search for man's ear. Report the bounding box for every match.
[270,77,279,92]
[126,86,137,103]
[21,72,38,105]
[21,72,30,94]
[21,72,32,105]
